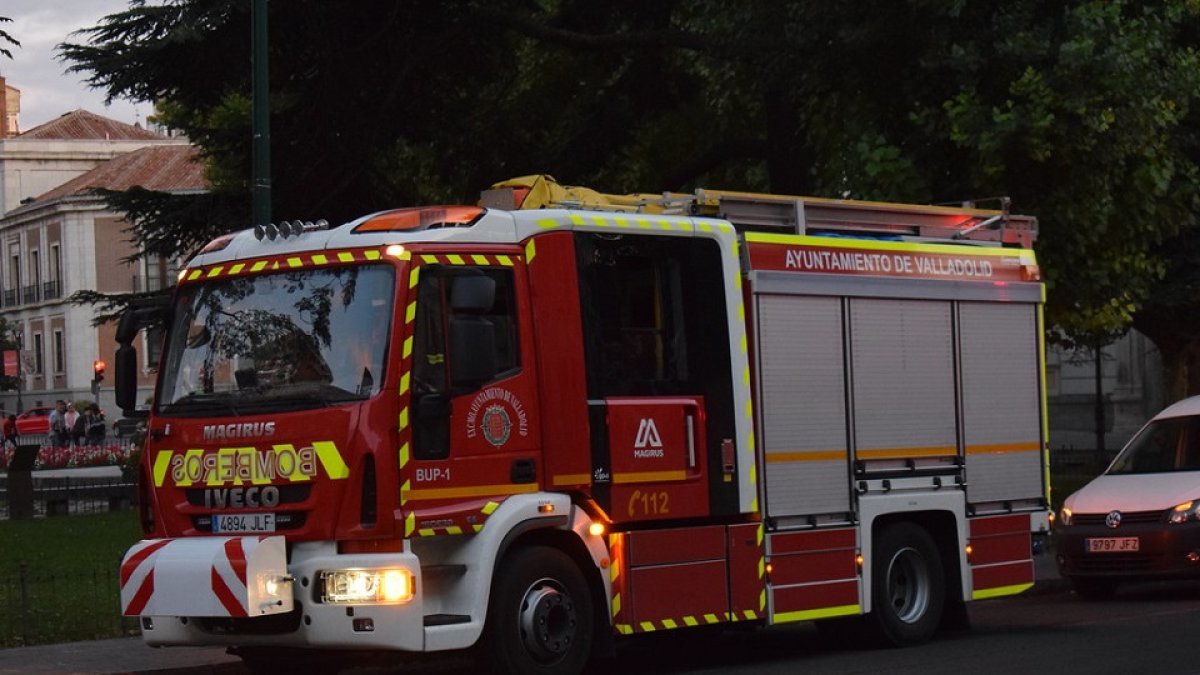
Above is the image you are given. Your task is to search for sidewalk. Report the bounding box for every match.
[0,638,243,675]
[0,550,1064,675]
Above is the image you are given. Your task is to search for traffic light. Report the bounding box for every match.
[93,359,106,382]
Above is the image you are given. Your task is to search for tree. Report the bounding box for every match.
[60,1,1200,381]
[0,16,19,59]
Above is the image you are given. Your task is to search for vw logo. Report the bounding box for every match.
[1105,511,1122,529]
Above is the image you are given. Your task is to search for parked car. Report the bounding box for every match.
[14,406,54,435]
[1056,395,1200,598]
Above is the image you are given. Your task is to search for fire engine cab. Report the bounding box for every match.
[117,175,1048,673]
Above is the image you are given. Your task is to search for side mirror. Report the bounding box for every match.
[115,344,140,415]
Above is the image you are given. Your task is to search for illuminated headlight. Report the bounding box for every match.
[1169,500,1200,525]
[1059,506,1072,527]
[321,569,413,604]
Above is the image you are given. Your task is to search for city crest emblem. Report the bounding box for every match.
[482,404,512,447]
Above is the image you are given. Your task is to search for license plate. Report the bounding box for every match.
[1086,537,1139,553]
[212,513,276,533]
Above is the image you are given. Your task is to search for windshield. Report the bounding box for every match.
[1107,415,1200,475]
[158,264,396,416]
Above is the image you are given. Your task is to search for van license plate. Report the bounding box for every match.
[1086,537,1139,553]
[213,513,276,533]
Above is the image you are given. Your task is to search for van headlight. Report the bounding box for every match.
[1059,506,1072,527]
[1169,500,1200,525]
[320,568,413,604]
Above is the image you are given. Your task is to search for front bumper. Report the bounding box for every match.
[1054,519,1200,581]
[127,539,426,651]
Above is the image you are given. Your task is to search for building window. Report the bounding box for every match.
[33,333,43,375]
[53,330,64,374]
[46,244,62,300]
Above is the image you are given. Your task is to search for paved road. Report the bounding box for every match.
[8,576,1200,675]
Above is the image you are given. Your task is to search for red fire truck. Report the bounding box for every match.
[117,175,1048,673]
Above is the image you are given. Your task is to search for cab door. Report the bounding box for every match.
[403,251,541,535]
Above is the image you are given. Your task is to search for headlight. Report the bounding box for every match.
[321,568,413,604]
[1169,500,1200,525]
[1059,506,1072,527]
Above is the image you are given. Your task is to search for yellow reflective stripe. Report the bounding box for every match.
[403,336,413,358]
[537,218,558,229]
[312,254,328,265]
[399,372,410,396]
[338,252,355,263]
[405,483,539,500]
[611,470,687,484]
[229,263,245,275]
[525,240,537,262]
[858,446,957,459]
[965,442,1041,455]
[398,442,410,469]
[447,254,465,265]
[766,451,847,463]
[471,255,489,265]
[398,407,409,431]
[152,451,173,487]
[251,261,269,272]
[611,593,622,617]
[744,231,1032,259]
[312,440,350,479]
[496,255,514,266]
[773,604,861,623]
[405,302,417,323]
[404,512,416,537]
[287,257,303,268]
[409,267,420,288]
[972,582,1033,600]
[364,250,381,260]
[187,270,202,281]
[552,473,591,485]
[481,501,500,515]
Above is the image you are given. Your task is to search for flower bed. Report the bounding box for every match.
[0,442,136,471]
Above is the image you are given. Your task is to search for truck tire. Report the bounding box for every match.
[867,522,945,647]
[482,545,595,675]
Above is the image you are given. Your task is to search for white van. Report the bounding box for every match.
[1055,396,1200,598]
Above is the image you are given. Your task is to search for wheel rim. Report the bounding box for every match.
[518,577,578,663]
[885,546,931,624]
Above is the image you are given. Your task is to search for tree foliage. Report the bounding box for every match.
[0,16,19,60]
[59,1,1200,385]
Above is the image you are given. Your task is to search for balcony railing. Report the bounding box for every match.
[41,280,61,301]
[20,285,38,305]
[2,290,15,308]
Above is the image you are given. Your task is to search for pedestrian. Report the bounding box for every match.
[84,405,106,446]
[65,403,82,447]
[49,400,69,447]
[2,413,16,450]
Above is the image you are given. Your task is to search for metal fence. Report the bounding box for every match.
[0,562,140,647]
[0,475,136,521]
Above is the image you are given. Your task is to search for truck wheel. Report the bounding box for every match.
[1069,577,1119,600]
[483,545,595,675]
[868,522,945,647]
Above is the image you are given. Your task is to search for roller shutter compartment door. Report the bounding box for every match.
[757,295,850,517]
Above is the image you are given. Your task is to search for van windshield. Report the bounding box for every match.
[157,265,395,416]
[1107,415,1200,475]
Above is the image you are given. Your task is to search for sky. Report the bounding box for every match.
[1,0,153,132]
